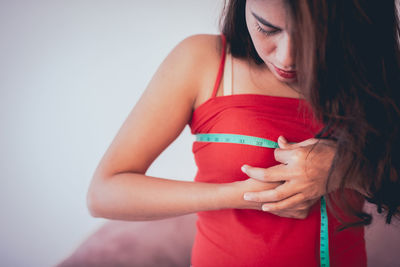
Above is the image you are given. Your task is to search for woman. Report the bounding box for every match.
[243,0,400,226]
[87,0,400,266]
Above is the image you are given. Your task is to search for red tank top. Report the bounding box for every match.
[188,35,366,267]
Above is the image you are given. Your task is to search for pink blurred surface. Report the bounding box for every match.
[56,215,197,267]
[56,205,400,267]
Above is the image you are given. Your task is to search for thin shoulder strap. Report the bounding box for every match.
[223,52,233,96]
[211,35,227,98]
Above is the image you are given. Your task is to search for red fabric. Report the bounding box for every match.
[187,37,366,267]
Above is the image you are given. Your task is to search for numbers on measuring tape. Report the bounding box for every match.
[196,133,279,148]
[195,133,330,267]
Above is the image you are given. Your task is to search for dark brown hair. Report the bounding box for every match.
[220,0,263,64]
[221,0,400,226]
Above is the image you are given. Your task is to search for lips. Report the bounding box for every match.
[273,65,297,79]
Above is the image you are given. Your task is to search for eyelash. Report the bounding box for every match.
[255,23,280,36]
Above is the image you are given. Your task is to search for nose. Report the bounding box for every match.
[275,34,295,70]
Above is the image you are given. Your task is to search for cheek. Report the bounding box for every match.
[245,9,276,63]
[251,35,276,63]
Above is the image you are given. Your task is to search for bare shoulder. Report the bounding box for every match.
[168,34,223,110]
[173,34,221,57]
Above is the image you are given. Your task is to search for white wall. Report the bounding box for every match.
[1,1,400,267]
[0,1,221,266]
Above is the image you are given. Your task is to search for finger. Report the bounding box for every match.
[244,182,299,202]
[277,136,289,149]
[273,148,293,165]
[278,136,319,149]
[274,142,317,164]
[261,193,306,212]
[241,164,290,182]
[295,138,319,147]
[267,199,318,219]
[268,210,309,219]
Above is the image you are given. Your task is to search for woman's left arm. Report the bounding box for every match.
[242,136,341,219]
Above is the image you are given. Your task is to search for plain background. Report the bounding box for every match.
[0,1,399,267]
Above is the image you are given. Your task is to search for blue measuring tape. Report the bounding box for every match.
[196,133,330,266]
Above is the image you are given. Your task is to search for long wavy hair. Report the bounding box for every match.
[220,0,400,226]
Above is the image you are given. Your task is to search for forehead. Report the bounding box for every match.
[247,0,290,27]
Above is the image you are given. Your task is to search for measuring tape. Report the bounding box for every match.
[196,133,280,148]
[196,133,330,266]
[320,196,330,267]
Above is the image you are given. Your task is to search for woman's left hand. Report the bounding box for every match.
[241,136,337,219]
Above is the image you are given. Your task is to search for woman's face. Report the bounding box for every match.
[245,0,296,83]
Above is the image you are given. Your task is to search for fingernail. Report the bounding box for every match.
[262,205,270,211]
[278,136,287,143]
[241,165,247,173]
[243,193,253,201]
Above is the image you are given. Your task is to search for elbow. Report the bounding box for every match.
[86,173,107,218]
[87,189,100,218]
[87,186,101,218]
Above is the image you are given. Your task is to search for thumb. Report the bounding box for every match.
[278,136,292,149]
[278,136,320,149]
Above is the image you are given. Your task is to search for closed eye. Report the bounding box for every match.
[255,22,281,36]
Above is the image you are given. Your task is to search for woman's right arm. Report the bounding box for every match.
[86,35,279,221]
